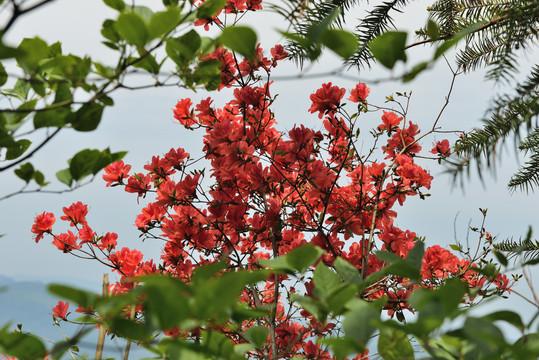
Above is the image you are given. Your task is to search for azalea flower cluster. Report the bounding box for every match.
[32,45,511,359]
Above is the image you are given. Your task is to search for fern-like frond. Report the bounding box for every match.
[346,0,410,69]
[449,65,539,183]
[494,227,539,263]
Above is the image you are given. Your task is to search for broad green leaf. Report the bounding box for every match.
[426,19,440,40]
[244,326,268,348]
[54,82,72,103]
[493,250,508,267]
[7,99,38,125]
[14,162,34,182]
[138,275,190,330]
[130,5,154,24]
[319,337,361,360]
[0,327,47,360]
[342,299,379,348]
[483,310,524,331]
[166,30,201,66]
[0,41,20,59]
[378,328,414,360]
[5,139,31,160]
[69,102,104,132]
[101,19,121,43]
[376,250,401,264]
[319,29,358,59]
[0,62,7,86]
[192,59,221,90]
[286,244,324,272]
[197,0,226,19]
[129,53,160,74]
[16,37,49,73]
[103,0,124,11]
[56,168,73,187]
[313,263,341,299]
[149,9,180,39]
[116,13,149,47]
[462,317,506,356]
[334,257,361,284]
[218,26,257,58]
[403,61,430,82]
[291,294,322,321]
[32,170,48,186]
[34,107,70,128]
[108,317,147,340]
[48,284,97,309]
[69,149,102,180]
[404,241,424,269]
[369,31,407,69]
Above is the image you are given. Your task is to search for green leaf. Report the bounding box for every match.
[56,168,73,187]
[493,250,508,267]
[129,53,160,74]
[462,317,506,356]
[319,337,361,360]
[197,0,226,19]
[34,107,70,128]
[342,299,379,348]
[0,327,47,360]
[404,241,424,269]
[244,326,268,348]
[33,170,48,186]
[334,257,361,285]
[166,30,201,67]
[483,310,524,331]
[0,41,20,59]
[141,276,190,331]
[426,19,440,40]
[286,244,325,272]
[103,0,124,11]
[8,99,38,125]
[0,62,7,86]
[16,37,49,73]
[218,26,257,58]
[14,162,34,182]
[378,328,414,360]
[116,13,149,47]
[149,9,180,39]
[48,284,97,309]
[369,31,407,69]
[69,149,102,180]
[108,317,147,340]
[402,61,430,83]
[102,19,121,43]
[313,263,342,300]
[5,139,31,160]
[69,102,104,131]
[319,29,358,59]
[376,251,401,264]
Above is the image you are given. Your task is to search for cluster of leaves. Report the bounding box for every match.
[0,0,263,199]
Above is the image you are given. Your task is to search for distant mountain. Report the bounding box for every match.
[0,276,151,359]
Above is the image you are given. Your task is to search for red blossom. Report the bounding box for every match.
[173,98,195,126]
[378,111,402,131]
[31,212,56,243]
[52,230,80,253]
[52,301,69,319]
[430,139,451,156]
[60,201,88,227]
[348,83,370,103]
[308,82,346,119]
[103,160,131,187]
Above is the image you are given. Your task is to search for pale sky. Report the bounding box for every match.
[1,0,537,339]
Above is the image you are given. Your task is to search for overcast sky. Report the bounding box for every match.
[0,0,537,337]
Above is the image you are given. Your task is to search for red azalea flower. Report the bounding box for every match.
[430,139,451,156]
[52,230,80,253]
[102,160,131,187]
[60,201,88,227]
[52,300,69,319]
[348,83,370,103]
[31,212,56,243]
[378,111,402,131]
[308,82,346,119]
[173,98,195,126]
